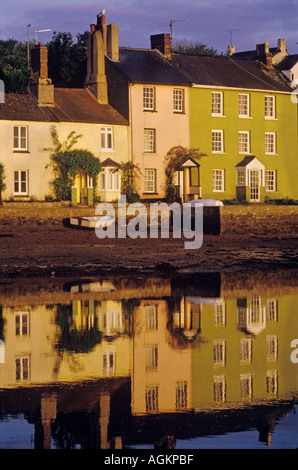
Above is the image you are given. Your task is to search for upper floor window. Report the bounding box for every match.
[143,86,155,111]
[265,95,276,119]
[173,88,184,113]
[212,130,224,153]
[13,126,28,151]
[238,94,250,118]
[212,92,224,116]
[238,131,250,154]
[101,127,113,151]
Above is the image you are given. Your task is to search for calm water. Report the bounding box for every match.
[0,271,297,450]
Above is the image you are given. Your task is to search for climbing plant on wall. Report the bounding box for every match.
[0,163,6,205]
[46,126,101,201]
[164,146,206,203]
[118,160,141,203]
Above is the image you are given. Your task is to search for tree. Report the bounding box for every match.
[47,31,88,87]
[0,39,30,92]
[173,39,222,57]
[0,163,6,204]
[164,146,206,203]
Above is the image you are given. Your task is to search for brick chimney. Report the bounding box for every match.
[85,14,119,103]
[151,34,172,59]
[256,42,273,68]
[30,45,54,106]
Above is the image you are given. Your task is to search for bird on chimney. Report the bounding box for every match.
[97,9,105,17]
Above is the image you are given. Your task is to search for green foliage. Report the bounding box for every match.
[164,146,206,203]
[47,31,88,87]
[0,39,30,92]
[46,126,101,201]
[0,163,6,204]
[173,39,223,57]
[119,161,141,202]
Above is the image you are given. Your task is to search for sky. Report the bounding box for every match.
[0,0,298,55]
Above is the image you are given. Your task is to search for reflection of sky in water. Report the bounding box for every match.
[0,417,34,449]
[175,409,298,449]
[129,409,298,449]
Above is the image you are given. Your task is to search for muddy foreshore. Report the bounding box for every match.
[0,220,297,280]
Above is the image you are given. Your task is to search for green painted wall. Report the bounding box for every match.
[191,293,298,410]
[189,87,298,201]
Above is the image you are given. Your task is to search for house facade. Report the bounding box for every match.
[103,25,190,200]
[170,52,298,202]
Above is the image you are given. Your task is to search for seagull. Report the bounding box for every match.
[97,9,105,17]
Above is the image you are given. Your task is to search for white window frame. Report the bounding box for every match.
[265,170,277,192]
[14,170,28,195]
[212,91,224,116]
[265,132,276,155]
[15,355,30,381]
[265,95,276,119]
[212,169,225,192]
[99,167,121,191]
[143,86,155,111]
[238,131,250,154]
[213,340,226,366]
[15,311,29,336]
[144,129,156,153]
[212,130,224,153]
[100,127,114,151]
[173,88,184,113]
[144,168,156,193]
[238,94,250,118]
[13,126,28,151]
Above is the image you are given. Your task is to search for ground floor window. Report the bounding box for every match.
[144,169,156,193]
[14,170,28,195]
[99,167,121,191]
[265,170,277,192]
[212,169,225,192]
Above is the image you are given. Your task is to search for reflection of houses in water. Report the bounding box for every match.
[0,276,297,448]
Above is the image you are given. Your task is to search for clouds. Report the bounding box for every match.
[0,0,297,54]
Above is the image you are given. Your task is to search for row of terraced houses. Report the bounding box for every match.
[1,13,298,204]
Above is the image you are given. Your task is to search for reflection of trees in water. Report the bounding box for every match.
[55,304,103,354]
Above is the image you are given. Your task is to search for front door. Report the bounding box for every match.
[249,170,260,202]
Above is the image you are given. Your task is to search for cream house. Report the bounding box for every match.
[0,43,129,204]
[97,15,190,199]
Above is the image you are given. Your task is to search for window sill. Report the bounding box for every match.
[211,114,226,118]
[143,152,157,156]
[265,153,277,156]
[264,117,277,120]
[212,152,226,155]
[100,149,115,152]
[143,109,157,113]
[143,192,158,195]
[238,116,252,119]
[13,150,29,153]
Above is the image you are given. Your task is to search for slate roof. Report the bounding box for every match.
[0,88,128,125]
[231,47,279,61]
[276,54,298,70]
[170,54,292,92]
[116,48,189,85]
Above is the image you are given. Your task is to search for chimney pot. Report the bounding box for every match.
[90,24,96,32]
